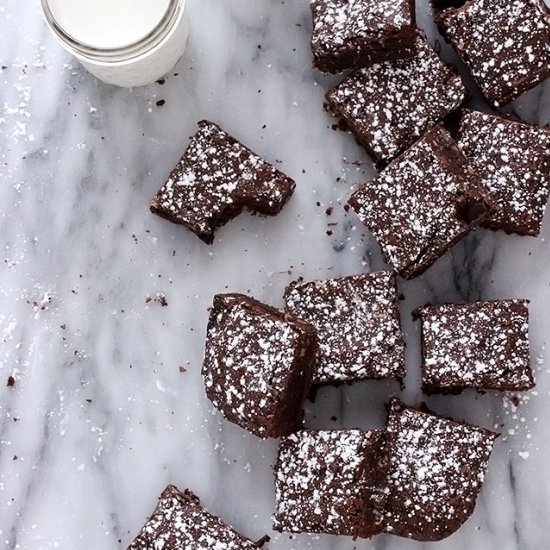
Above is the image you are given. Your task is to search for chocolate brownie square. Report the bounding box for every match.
[151,120,295,244]
[273,429,387,538]
[436,0,550,107]
[202,293,317,438]
[457,110,550,236]
[127,485,259,549]
[284,271,405,386]
[347,125,495,280]
[326,34,466,163]
[310,0,416,73]
[383,400,498,541]
[417,299,534,394]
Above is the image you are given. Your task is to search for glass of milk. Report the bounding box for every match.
[41,0,189,87]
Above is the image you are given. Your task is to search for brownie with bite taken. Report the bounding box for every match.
[151,120,295,244]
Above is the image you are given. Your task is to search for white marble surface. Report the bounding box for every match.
[1,1,550,549]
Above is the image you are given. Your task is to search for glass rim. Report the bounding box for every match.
[41,0,184,63]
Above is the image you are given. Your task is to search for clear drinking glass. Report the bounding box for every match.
[41,0,189,87]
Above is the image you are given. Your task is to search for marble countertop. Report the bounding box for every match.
[1,1,550,549]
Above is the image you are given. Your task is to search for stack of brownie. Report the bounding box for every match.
[196,266,536,541]
[129,0,550,547]
[314,0,550,278]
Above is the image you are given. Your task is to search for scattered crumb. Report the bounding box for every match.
[7,375,15,387]
[146,292,168,306]
[156,99,166,107]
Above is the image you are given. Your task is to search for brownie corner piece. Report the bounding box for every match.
[201,293,317,438]
[347,124,495,279]
[457,110,550,236]
[436,0,550,107]
[273,429,387,538]
[150,120,295,244]
[310,0,416,73]
[418,299,534,394]
[127,485,259,549]
[383,400,498,541]
[284,271,405,385]
[325,34,466,163]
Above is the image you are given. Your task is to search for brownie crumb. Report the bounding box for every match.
[325,207,333,215]
[156,99,166,107]
[179,366,188,374]
[156,293,168,307]
[156,78,166,85]
[7,375,15,387]
[255,535,270,547]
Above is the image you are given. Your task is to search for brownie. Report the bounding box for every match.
[284,271,405,386]
[436,0,550,107]
[310,0,416,73]
[127,485,259,549]
[326,34,466,163]
[347,124,495,280]
[273,429,387,538]
[150,120,295,244]
[383,400,498,541]
[457,110,550,236]
[202,293,317,438]
[417,300,534,394]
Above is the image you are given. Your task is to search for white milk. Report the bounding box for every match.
[42,0,189,87]
[47,0,172,49]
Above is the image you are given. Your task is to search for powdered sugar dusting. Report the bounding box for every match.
[285,271,404,385]
[151,120,295,243]
[202,294,315,438]
[384,401,498,541]
[310,0,414,72]
[326,35,466,162]
[347,125,490,279]
[420,300,534,392]
[458,110,550,236]
[273,429,385,537]
[128,485,258,549]
[437,0,550,106]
